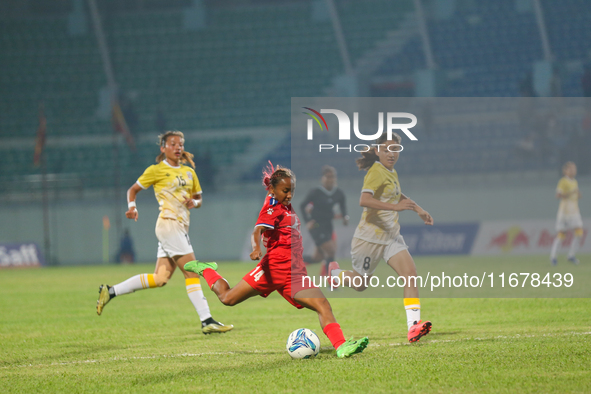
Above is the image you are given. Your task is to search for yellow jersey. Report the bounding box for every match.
[353,161,402,245]
[556,176,580,217]
[137,160,202,226]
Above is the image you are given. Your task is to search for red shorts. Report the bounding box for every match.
[243,251,316,309]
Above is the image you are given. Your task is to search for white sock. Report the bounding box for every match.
[113,274,155,296]
[550,237,561,259]
[331,268,343,277]
[568,236,581,258]
[404,298,421,330]
[186,279,212,321]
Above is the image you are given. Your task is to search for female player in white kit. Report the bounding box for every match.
[329,132,434,343]
[550,161,583,265]
[96,131,232,334]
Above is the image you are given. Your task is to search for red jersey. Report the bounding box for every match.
[248,194,312,306]
[255,195,303,255]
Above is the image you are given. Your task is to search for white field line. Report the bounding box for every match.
[2,351,260,370]
[3,331,590,370]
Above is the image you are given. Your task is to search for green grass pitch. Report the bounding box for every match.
[1,256,590,393]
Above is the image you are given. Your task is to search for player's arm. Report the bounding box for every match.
[400,193,433,225]
[126,183,143,221]
[360,170,416,212]
[555,179,573,199]
[300,190,317,230]
[556,189,580,199]
[337,190,349,225]
[556,191,576,199]
[359,192,416,212]
[184,169,203,209]
[250,225,268,260]
[299,190,315,223]
[183,193,203,209]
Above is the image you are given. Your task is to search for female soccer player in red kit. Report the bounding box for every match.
[185,163,368,357]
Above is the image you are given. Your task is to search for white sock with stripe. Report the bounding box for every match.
[113,274,156,296]
[186,278,212,321]
[331,268,343,277]
[404,298,421,330]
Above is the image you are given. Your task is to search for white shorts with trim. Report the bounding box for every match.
[556,214,583,232]
[155,218,194,258]
[351,235,408,276]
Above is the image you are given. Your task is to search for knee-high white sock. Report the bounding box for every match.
[113,274,156,296]
[404,298,421,330]
[331,267,343,278]
[568,236,581,258]
[550,236,561,259]
[186,278,212,321]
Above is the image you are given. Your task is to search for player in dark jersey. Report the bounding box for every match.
[184,163,368,358]
[300,166,348,276]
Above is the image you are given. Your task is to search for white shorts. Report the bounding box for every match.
[351,235,408,276]
[155,218,194,258]
[556,214,583,232]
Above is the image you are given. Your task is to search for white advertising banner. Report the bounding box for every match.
[472,219,589,256]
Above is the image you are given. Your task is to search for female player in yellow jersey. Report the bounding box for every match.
[329,132,434,343]
[550,161,583,265]
[96,131,233,334]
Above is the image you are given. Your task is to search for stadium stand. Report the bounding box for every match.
[0,0,411,193]
[1,0,589,190]
[375,0,589,97]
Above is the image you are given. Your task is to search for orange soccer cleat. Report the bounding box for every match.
[408,320,432,343]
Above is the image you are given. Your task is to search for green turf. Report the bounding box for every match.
[1,256,590,393]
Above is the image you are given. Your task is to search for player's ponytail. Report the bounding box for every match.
[156,130,196,168]
[262,161,275,189]
[262,161,295,191]
[180,151,196,169]
[356,132,401,170]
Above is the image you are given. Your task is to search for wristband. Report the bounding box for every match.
[193,199,202,208]
[128,201,136,209]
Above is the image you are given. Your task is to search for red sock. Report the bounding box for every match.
[202,268,223,289]
[323,322,346,349]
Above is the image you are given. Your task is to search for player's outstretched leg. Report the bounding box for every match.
[294,288,369,358]
[201,319,233,334]
[184,260,218,276]
[96,273,160,316]
[336,337,370,358]
[328,261,370,292]
[97,261,172,316]
[184,260,261,307]
[96,284,114,315]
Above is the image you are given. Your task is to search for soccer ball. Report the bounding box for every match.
[286,328,320,359]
